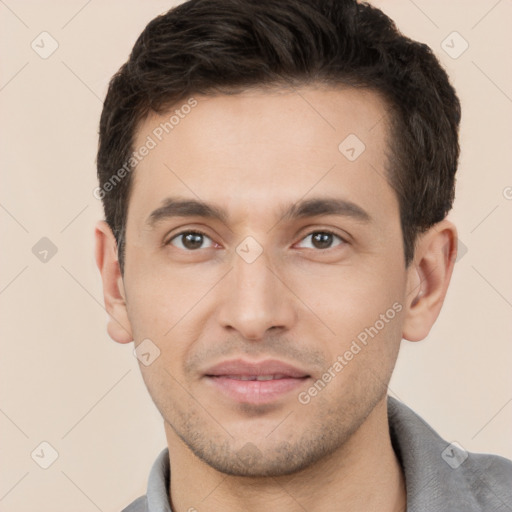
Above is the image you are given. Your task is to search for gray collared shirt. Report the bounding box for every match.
[122,397,512,511]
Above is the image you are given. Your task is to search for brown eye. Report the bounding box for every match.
[296,231,345,250]
[168,231,214,250]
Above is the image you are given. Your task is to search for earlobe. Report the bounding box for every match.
[402,220,458,342]
[94,221,133,344]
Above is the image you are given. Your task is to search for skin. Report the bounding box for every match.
[95,85,457,512]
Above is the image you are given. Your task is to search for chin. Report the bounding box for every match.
[179,431,352,478]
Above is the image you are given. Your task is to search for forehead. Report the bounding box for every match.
[128,85,397,229]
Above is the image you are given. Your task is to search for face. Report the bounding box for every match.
[122,86,409,476]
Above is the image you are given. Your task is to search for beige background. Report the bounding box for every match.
[1,1,511,510]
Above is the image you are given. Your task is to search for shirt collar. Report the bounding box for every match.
[142,396,499,511]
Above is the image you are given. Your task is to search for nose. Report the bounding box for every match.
[216,248,297,341]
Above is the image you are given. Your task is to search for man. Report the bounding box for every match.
[94,0,512,510]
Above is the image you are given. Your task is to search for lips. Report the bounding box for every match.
[205,359,309,378]
[203,359,310,405]
[222,374,292,381]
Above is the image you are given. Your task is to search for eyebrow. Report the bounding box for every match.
[146,196,371,227]
[280,197,371,223]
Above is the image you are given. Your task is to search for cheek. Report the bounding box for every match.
[292,262,404,333]
[290,261,405,388]
[125,258,211,334]
[124,261,223,378]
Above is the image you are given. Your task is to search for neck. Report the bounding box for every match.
[165,397,406,512]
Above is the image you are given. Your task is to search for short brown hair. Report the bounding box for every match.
[97,0,461,273]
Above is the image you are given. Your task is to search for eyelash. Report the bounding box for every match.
[165,229,347,251]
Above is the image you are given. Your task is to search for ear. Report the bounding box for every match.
[402,219,458,342]
[94,221,133,343]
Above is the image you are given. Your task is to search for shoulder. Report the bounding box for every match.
[462,451,512,506]
[387,396,512,511]
[121,495,147,512]
[437,452,512,511]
